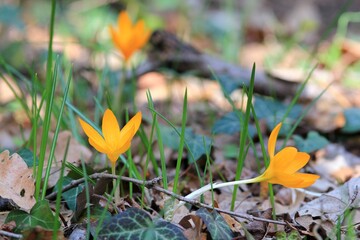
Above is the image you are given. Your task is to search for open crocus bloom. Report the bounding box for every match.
[253,123,320,188]
[109,11,151,62]
[79,109,141,165]
[184,122,319,202]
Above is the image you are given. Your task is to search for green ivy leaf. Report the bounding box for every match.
[342,108,360,133]
[98,208,186,240]
[0,5,25,29]
[17,148,38,167]
[254,96,302,133]
[293,131,329,153]
[212,111,256,137]
[160,125,211,162]
[5,200,59,232]
[54,177,83,211]
[287,230,301,240]
[275,231,287,240]
[196,208,234,239]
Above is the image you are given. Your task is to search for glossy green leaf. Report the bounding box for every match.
[293,131,329,153]
[98,208,186,240]
[212,111,256,136]
[54,177,83,211]
[342,108,360,133]
[160,125,211,162]
[254,96,302,133]
[0,5,24,29]
[17,148,38,167]
[196,208,234,239]
[275,231,287,240]
[5,200,59,232]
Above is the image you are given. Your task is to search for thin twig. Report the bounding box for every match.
[46,172,289,226]
[151,186,288,226]
[46,173,162,200]
[0,230,23,239]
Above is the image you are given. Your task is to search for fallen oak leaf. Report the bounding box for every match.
[0,150,35,210]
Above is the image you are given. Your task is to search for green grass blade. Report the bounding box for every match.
[172,89,188,194]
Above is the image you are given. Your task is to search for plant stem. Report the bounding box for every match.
[112,162,121,205]
[184,176,262,202]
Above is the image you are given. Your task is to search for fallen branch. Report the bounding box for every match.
[151,185,288,226]
[0,230,22,239]
[47,172,290,226]
[46,173,162,200]
[132,30,305,100]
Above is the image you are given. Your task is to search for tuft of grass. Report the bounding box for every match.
[35,0,57,201]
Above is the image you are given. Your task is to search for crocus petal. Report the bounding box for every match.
[89,138,110,154]
[268,123,282,158]
[272,147,298,170]
[119,112,142,140]
[118,11,132,36]
[102,109,121,149]
[291,173,320,188]
[273,172,319,188]
[283,151,310,173]
[79,118,108,151]
[114,141,132,157]
[133,20,150,48]
[107,152,120,164]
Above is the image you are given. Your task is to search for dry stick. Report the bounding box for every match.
[151,185,287,226]
[46,173,288,226]
[46,173,162,200]
[0,230,23,239]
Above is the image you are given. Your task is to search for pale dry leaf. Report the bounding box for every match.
[178,214,202,240]
[38,131,92,187]
[0,150,35,210]
[0,75,21,104]
[297,177,360,222]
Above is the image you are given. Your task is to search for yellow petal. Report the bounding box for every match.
[272,147,297,170]
[107,152,120,164]
[280,172,319,188]
[102,109,121,149]
[118,11,132,36]
[292,173,320,188]
[268,123,282,158]
[79,118,108,151]
[119,112,142,140]
[114,141,132,157]
[89,138,109,154]
[267,172,304,187]
[284,151,310,173]
[133,20,150,49]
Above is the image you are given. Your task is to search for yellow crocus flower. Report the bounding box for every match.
[109,11,151,62]
[254,123,320,188]
[79,109,142,165]
[185,123,320,201]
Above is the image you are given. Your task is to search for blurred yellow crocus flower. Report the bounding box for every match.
[79,109,142,165]
[109,11,151,62]
[184,123,319,201]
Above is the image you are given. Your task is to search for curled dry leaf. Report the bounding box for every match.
[39,131,92,187]
[0,150,35,210]
[297,177,360,222]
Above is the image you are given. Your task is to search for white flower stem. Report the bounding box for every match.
[184,177,261,201]
[112,162,121,205]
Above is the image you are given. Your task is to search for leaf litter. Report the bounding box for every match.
[1,1,360,239]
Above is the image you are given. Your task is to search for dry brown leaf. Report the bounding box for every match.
[297,177,360,222]
[0,150,35,210]
[39,131,92,187]
[178,214,202,240]
[0,75,21,104]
